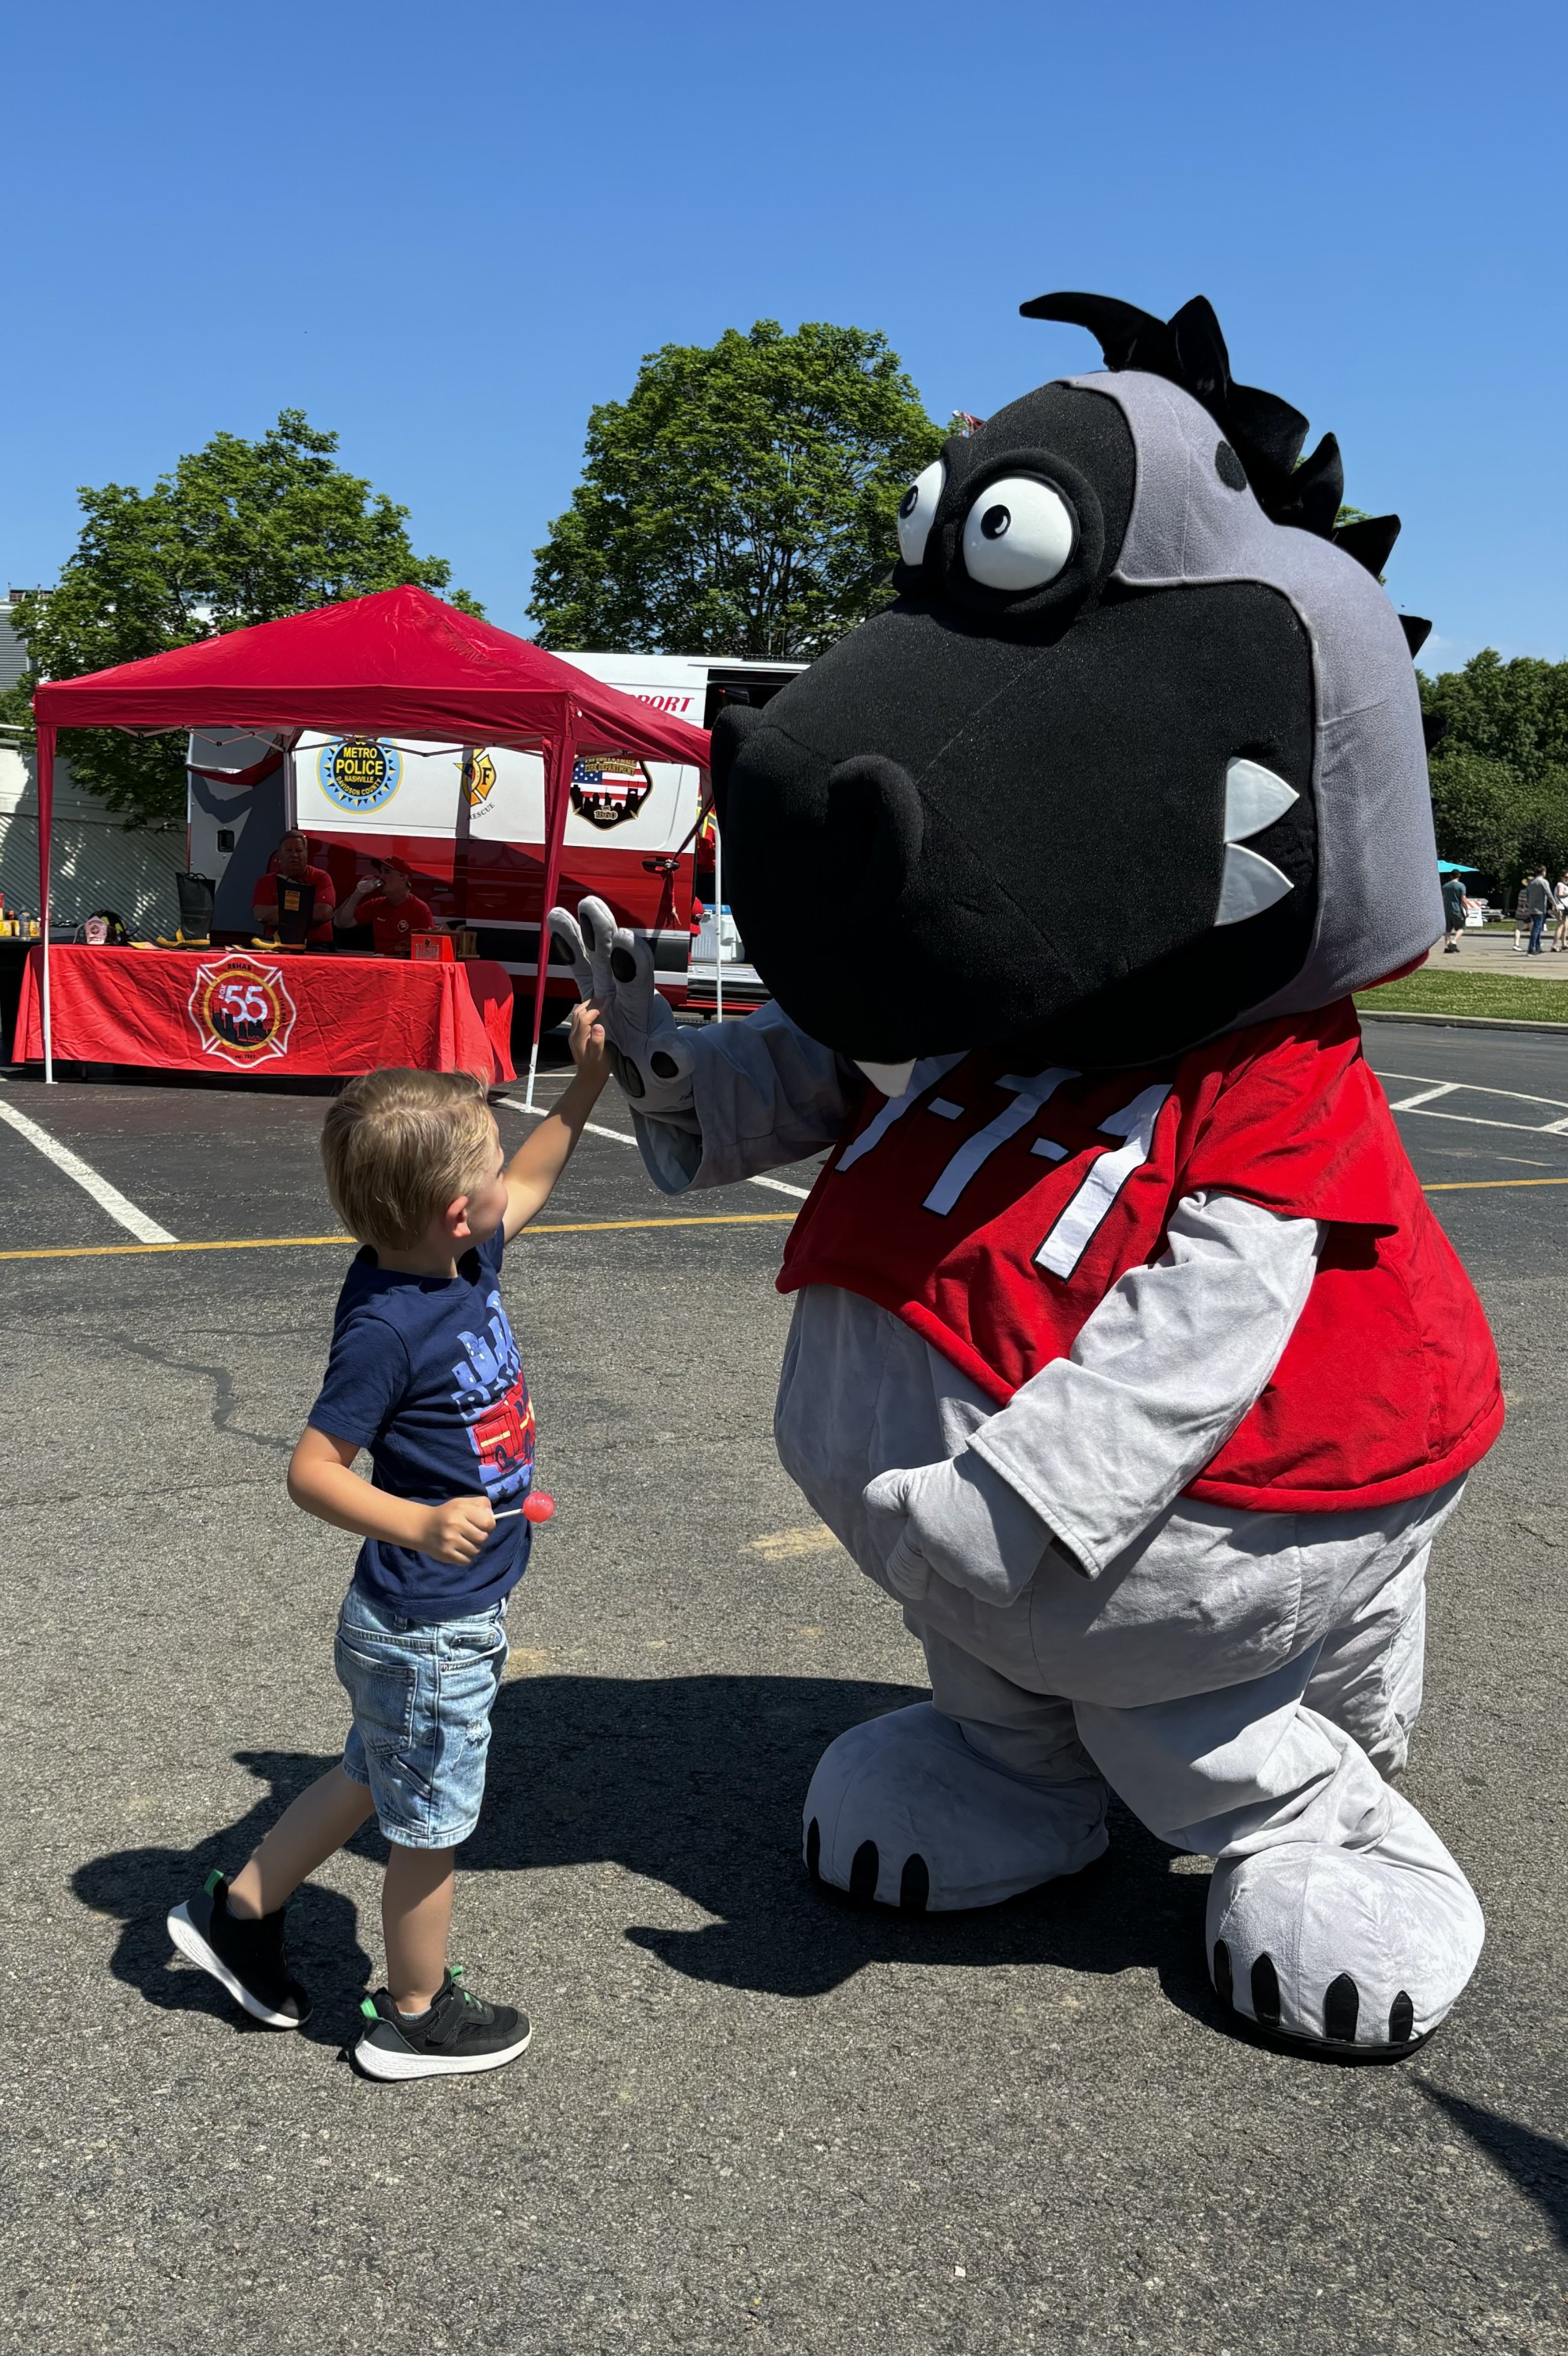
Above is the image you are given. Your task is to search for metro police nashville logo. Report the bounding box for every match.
[318,736,403,812]
[187,953,298,1068]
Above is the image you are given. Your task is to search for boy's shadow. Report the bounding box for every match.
[74,1675,1218,2038]
[74,1752,390,2049]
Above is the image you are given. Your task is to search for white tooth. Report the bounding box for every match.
[1224,757,1298,844]
[855,1058,917,1098]
[1215,843,1294,926]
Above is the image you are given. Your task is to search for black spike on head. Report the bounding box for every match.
[1272,434,1345,539]
[1167,296,1233,410]
[1334,514,1403,577]
[1019,291,1174,375]
[1223,379,1311,483]
[1405,617,1436,660]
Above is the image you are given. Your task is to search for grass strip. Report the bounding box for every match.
[1356,970,1568,1024]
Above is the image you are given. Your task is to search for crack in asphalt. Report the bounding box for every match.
[113,1337,295,1457]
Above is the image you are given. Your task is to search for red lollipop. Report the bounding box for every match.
[523,1492,555,1524]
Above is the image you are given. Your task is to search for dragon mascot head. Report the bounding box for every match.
[711,292,1438,1080]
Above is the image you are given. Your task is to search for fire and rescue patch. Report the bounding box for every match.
[187,952,298,1067]
[318,736,403,813]
[463,749,497,810]
[571,753,652,830]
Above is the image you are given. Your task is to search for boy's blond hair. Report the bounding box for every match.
[321,1069,496,1251]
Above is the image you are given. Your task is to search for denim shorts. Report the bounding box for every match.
[335,1585,510,1849]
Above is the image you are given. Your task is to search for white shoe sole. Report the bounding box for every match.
[353,2023,533,2082]
[166,1900,304,2030]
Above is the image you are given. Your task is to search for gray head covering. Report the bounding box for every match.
[1069,368,1441,1022]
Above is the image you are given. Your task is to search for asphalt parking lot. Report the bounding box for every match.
[1,1011,1564,2356]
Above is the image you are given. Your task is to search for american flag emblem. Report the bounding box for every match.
[571,754,652,831]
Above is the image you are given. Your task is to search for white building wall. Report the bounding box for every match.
[0,604,187,931]
[0,743,186,931]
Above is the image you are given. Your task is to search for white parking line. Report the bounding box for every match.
[1374,1069,1568,1113]
[496,1102,815,1200]
[1387,1082,1461,1110]
[0,1098,176,1243]
[1373,1069,1568,1140]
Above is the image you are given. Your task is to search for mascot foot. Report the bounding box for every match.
[803,1703,1109,1912]
[1206,1784,1484,2059]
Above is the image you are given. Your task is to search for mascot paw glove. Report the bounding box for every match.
[863,1454,1074,1608]
[546,895,696,1116]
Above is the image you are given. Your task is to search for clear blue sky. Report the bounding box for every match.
[5,0,1564,675]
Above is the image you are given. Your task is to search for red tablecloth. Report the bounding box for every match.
[16,945,514,1084]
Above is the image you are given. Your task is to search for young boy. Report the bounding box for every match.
[169,1007,607,2080]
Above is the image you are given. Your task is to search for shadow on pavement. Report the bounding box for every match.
[474,1673,1216,2018]
[73,1674,1221,2040]
[73,1748,386,2049]
[1415,2082,1568,2245]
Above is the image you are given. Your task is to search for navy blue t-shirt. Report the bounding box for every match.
[308,1225,535,1620]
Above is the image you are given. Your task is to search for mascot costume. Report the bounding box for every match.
[550,293,1502,2060]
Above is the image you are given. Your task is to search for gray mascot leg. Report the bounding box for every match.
[803,1631,1109,1911]
[1075,1621,1483,2055]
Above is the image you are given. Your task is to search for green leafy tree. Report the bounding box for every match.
[2,411,479,828]
[531,320,946,659]
[1421,649,1568,895]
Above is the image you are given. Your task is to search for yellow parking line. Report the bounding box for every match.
[0,1212,799,1262]
[1422,1177,1568,1191]
[0,1176,1560,1264]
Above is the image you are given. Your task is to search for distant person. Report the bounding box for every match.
[1440,870,1468,953]
[334,857,440,956]
[253,830,336,947]
[168,1015,609,2081]
[1553,869,1568,952]
[1523,866,1554,955]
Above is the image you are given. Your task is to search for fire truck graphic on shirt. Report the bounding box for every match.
[450,1288,535,1504]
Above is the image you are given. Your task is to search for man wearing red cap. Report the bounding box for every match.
[335,859,441,957]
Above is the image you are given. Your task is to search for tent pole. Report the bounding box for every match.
[37,724,55,1084]
[525,722,575,1112]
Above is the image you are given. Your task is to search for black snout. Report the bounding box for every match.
[822,756,924,911]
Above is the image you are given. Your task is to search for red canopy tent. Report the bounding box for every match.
[31,586,710,1094]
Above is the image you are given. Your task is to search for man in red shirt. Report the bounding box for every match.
[333,859,441,956]
[252,831,336,947]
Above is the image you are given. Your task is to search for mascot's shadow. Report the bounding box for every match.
[74,1673,1218,2040]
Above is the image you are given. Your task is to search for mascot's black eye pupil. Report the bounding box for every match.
[899,486,920,518]
[981,504,1011,540]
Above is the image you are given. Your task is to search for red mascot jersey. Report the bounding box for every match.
[779,1001,1501,1514]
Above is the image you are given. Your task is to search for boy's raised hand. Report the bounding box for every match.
[419,1494,496,1566]
[568,997,609,1089]
[546,895,695,1115]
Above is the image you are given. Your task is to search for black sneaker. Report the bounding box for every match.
[167,1869,310,2029]
[353,1967,532,2081]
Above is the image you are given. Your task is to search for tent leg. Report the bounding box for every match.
[38,724,55,1084]
[524,1038,540,1112]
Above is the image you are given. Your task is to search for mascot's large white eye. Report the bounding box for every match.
[896,459,946,567]
[960,476,1075,591]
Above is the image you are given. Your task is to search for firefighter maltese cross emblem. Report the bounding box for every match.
[187,952,298,1068]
